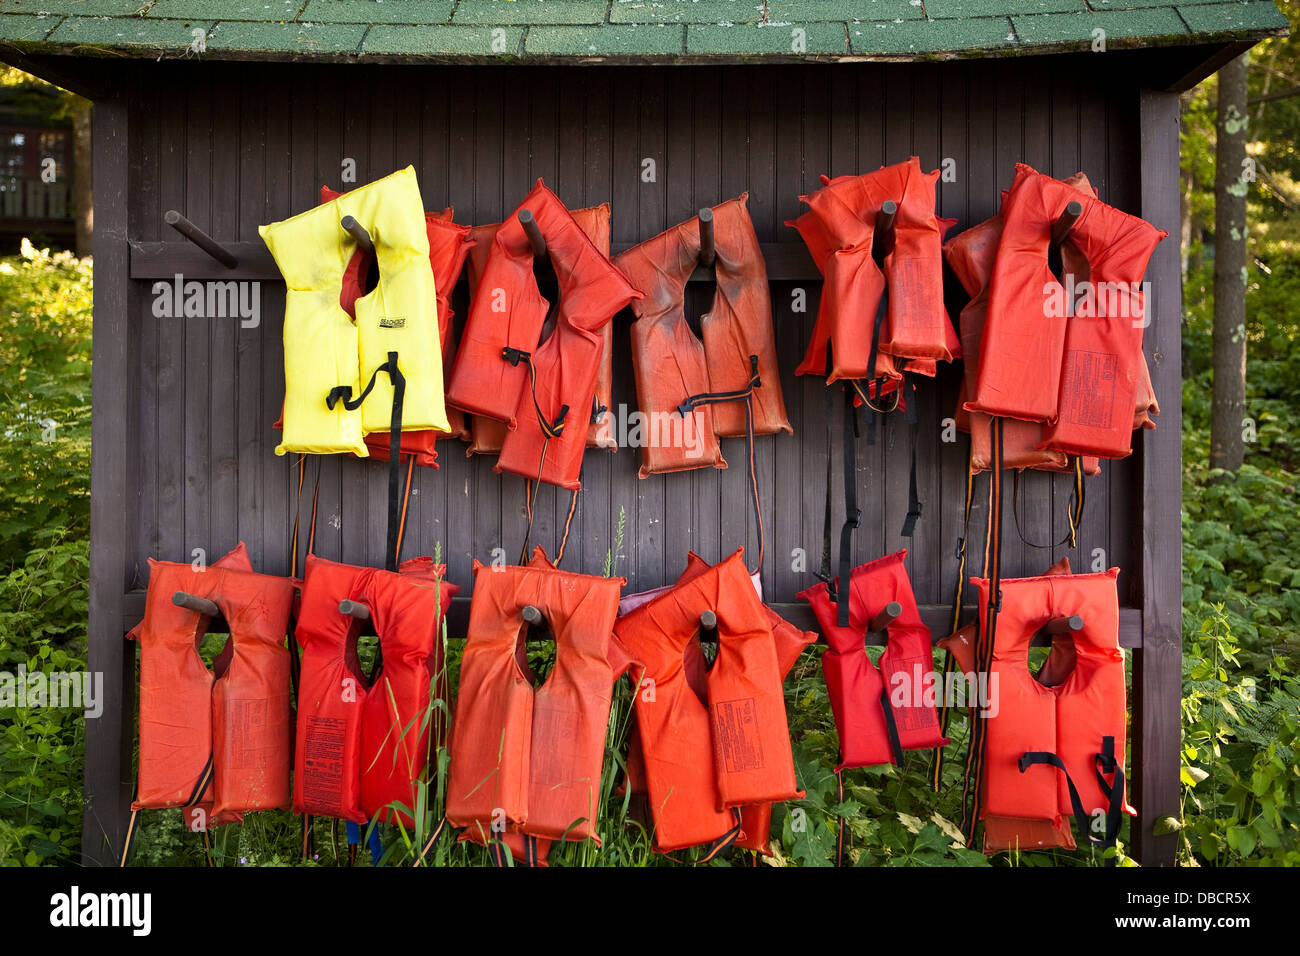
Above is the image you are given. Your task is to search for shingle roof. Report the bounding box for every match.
[0,0,1287,63]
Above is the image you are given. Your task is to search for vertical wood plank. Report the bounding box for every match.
[208,76,240,562]
[1133,89,1182,867]
[83,91,132,866]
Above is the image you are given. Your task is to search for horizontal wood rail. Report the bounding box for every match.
[127,239,822,283]
[121,590,1142,649]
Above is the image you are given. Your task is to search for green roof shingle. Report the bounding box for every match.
[0,0,1285,63]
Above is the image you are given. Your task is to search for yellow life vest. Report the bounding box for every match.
[260,166,448,456]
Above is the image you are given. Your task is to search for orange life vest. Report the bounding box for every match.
[967,567,1134,854]
[614,195,792,479]
[464,206,618,454]
[616,551,816,858]
[966,163,1166,458]
[448,181,639,489]
[445,559,629,865]
[127,550,294,853]
[293,554,457,826]
[790,156,959,385]
[798,549,948,770]
[614,549,802,854]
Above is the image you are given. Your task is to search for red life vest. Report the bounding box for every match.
[616,551,816,858]
[968,567,1134,852]
[445,559,630,864]
[798,549,948,770]
[464,205,619,454]
[129,552,294,826]
[614,195,792,478]
[293,554,457,826]
[967,163,1166,458]
[790,157,959,385]
[448,180,639,490]
[614,549,802,853]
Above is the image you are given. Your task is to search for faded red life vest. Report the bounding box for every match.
[464,205,619,454]
[798,549,948,770]
[616,551,816,858]
[614,195,793,478]
[445,560,630,865]
[449,181,639,490]
[273,194,476,464]
[614,549,802,853]
[790,156,959,385]
[967,163,1166,458]
[129,552,294,831]
[293,554,457,826]
[969,567,1134,853]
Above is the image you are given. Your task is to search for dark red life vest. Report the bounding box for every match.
[448,180,639,490]
[614,549,803,853]
[130,552,294,823]
[967,163,1166,458]
[293,554,457,826]
[798,549,948,770]
[445,558,630,865]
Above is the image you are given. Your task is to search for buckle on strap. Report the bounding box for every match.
[502,346,530,367]
[846,507,862,530]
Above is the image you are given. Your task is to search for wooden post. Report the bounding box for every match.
[1135,89,1184,867]
[83,94,133,867]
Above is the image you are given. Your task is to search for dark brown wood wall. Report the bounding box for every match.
[121,57,1142,607]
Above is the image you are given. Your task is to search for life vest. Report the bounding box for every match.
[966,567,1134,854]
[966,163,1166,458]
[260,166,449,456]
[124,550,294,862]
[615,551,815,858]
[292,553,457,826]
[444,559,629,865]
[790,156,959,385]
[319,187,476,464]
[614,549,802,854]
[946,172,1158,475]
[614,195,792,479]
[798,549,948,770]
[464,205,619,454]
[448,180,639,490]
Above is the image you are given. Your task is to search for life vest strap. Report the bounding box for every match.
[1018,735,1125,865]
[931,468,976,792]
[1010,458,1088,551]
[411,816,448,868]
[119,753,213,867]
[503,346,569,440]
[665,808,744,865]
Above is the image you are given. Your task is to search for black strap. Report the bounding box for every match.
[836,384,860,628]
[677,354,760,416]
[327,352,406,572]
[1018,735,1125,864]
[930,466,976,792]
[666,808,743,865]
[878,687,906,766]
[1011,460,1087,552]
[835,767,846,867]
[900,376,922,538]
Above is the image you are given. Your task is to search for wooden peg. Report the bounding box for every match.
[872,200,897,263]
[164,210,238,269]
[519,209,547,260]
[172,591,219,617]
[698,207,716,268]
[1043,614,1083,635]
[869,601,902,632]
[341,215,374,257]
[338,599,371,621]
[1050,201,1083,250]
